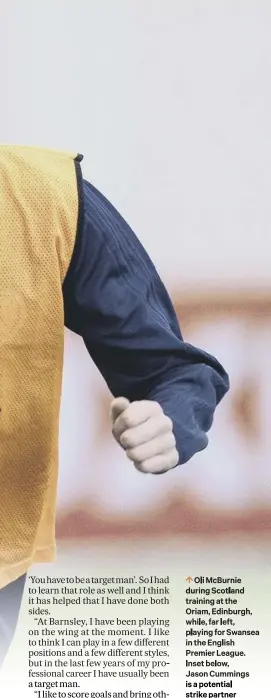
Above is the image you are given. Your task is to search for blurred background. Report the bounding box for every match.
[1,0,271,539]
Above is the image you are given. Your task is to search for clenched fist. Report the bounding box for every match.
[110,397,179,474]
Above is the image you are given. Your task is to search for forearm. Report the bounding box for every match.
[63,177,229,469]
[145,362,227,465]
[90,341,229,466]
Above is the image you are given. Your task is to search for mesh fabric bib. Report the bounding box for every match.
[0,146,81,589]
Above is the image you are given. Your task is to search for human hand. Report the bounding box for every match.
[110,397,179,474]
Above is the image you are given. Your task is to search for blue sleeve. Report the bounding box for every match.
[62,180,229,466]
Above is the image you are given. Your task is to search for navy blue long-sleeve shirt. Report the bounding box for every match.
[62,179,229,466]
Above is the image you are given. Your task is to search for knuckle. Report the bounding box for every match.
[134,462,147,475]
[120,433,128,448]
[139,460,152,473]
[112,425,119,440]
[165,415,173,430]
[126,449,136,462]
[122,413,133,429]
[171,448,179,466]
[169,431,176,447]
[127,448,137,461]
[160,458,171,472]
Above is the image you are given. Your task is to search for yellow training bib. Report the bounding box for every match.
[0,145,81,589]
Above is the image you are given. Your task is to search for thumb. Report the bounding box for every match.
[110,396,130,425]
